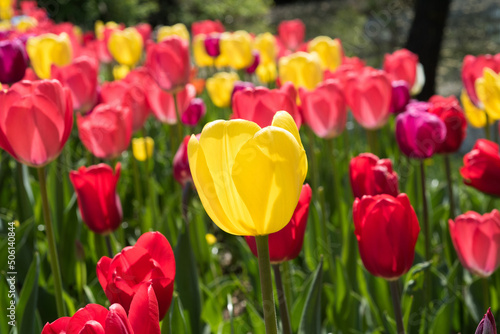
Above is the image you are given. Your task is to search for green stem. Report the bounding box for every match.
[272,264,292,334]
[419,160,432,319]
[389,280,405,334]
[255,235,278,334]
[37,167,66,316]
[306,129,318,191]
[366,129,380,156]
[280,261,293,313]
[483,278,490,310]
[173,92,184,147]
[131,153,144,210]
[485,112,491,140]
[105,234,114,258]
[444,155,456,219]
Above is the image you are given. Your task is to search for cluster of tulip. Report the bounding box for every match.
[1,1,500,333]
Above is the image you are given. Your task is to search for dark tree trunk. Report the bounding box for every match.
[405,0,452,100]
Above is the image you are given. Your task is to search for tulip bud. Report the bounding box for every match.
[0,39,28,84]
[475,308,497,334]
[181,98,206,126]
[204,34,221,57]
[132,137,154,161]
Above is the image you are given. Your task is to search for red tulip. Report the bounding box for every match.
[345,67,392,129]
[135,23,152,43]
[0,79,73,167]
[383,49,419,89]
[145,37,191,92]
[428,95,467,153]
[353,193,420,280]
[299,79,347,138]
[101,80,150,131]
[323,58,364,86]
[349,153,399,198]
[77,103,133,159]
[181,98,206,126]
[449,210,500,277]
[475,308,497,334]
[41,284,160,334]
[148,83,196,124]
[191,20,225,36]
[231,82,300,127]
[462,54,500,106]
[245,184,312,263]
[460,139,500,197]
[69,163,122,235]
[51,56,98,113]
[97,231,176,320]
[278,19,305,51]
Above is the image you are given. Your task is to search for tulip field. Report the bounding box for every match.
[2,1,500,334]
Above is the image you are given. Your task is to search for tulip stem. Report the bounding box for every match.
[105,234,114,258]
[419,160,430,262]
[306,129,318,191]
[281,261,293,313]
[272,264,292,334]
[389,280,405,334]
[255,235,278,334]
[484,112,491,140]
[366,129,380,156]
[37,167,66,317]
[173,92,184,147]
[483,278,490,310]
[443,155,456,219]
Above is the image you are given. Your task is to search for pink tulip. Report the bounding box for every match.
[383,49,419,88]
[278,19,305,51]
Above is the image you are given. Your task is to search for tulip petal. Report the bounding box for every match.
[271,110,303,149]
[129,284,161,334]
[106,304,134,334]
[77,321,106,334]
[66,304,108,334]
[41,317,70,334]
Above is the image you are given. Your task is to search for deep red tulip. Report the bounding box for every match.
[173,135,191,186]
[0,79,73,167]
[349,153,399,198]
[245,184,312,263]
[278,19,305,51]
[390,80,410,114]
[475,308,497,334]
[353,193,420,280]
[460,139,500,197]
[70,163,122,235]
[41,284,160,334]
[51,56,99,113]
[181,98,206,126]
[191,20,225,36]
[101,79,150,131]
[77,103,133,159]
[232,83,300,127]
[246,51,260,74]
[428,95,467,153]
[299,78,347,138]
[204,34,221,57]
[345,67,392,129]
[383,49,419,89]
[462,54,500,106]
[145,37,191,92]
[97,231,176,320]
[0,39,28,84]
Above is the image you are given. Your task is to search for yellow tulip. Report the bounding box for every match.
[193,34,215,67]
[113,64,130,80]
[475,68,500,120]
[188,111,307,236]
[308,36,343,71]
[0,0,12,20]
[0,20,11,31]
[15,16,38,32]
[279,51,323,90]
[254,32,277,65]
[218,31,253,70]
[256,62,277,83]
[132,137,154,161]
[95,21,121,40]
[108,27,143,67]
[157,23,190,42]
[206,72,239,108]
[460,89,493,128]
[26,33,72,79]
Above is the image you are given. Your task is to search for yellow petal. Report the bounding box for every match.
[461,89,488,128]
[108,27,143,67]
[26,33,72,79]
[271,110,303,149]
[205,72,239,108]
[113,64,130,80]
[132,137,154,161]
[308,36,343,71]
[193,35,215,67]
[157,23,190,42]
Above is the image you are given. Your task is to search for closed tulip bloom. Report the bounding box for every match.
[135,23,152,43]
[449,210,500,277]
[245,184,312,263]
[0,39,28,84]
[193,34,216,67]
[51,56,98,113]
[475,308,497,334]
[232,83,301,128]
[132,137,154,161]
[70,163,122,234]
[95,20,123,40]
[218,31,254,70]
[204,34,221,57]
[460,139,500,197]
[206,71,239,108]
[0,80,73,167]
[462,54,500,106]
[350,153,399,198]
[77,104,133,159]
[395,108,446,159]
[157,23,190,42]
[307,36,343,71]
[345,67,392,129]
[384,49,425,95]
[254,32,277,65]
[148,83,196,124]
[191,20,225,36]
[390,80,410,114]
[26,33,73,79]
[461,89,493,128]
[146,37,191,92]
[108,27,143,67]
[256,62,278,83]
[278,19,305,51]
[97,231,176,320]
[188,111,308,236]
[173,135,195,186]
[475,68,500,120]
[353,193,420,280]
[299,79,347,138]
[279,51,323,90]
[428,95,467,153]
[182,98,206,126]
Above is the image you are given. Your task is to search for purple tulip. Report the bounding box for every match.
[231,81,255,102]
[476,308,497,334]
[246,50,260,74]
[0,39,29,84]
[204,34,221,58]
[181,98,206,126]
[390,80,410,114]
[395,108,446,159]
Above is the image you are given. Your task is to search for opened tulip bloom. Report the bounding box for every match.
[475,308,497,334]
[279,51,323,90]
[462,54,500,106]
[350,153,399,198]
[475,68,500,120]
[245,184,312,262]
[461,89,494,128]
[26,33,73,79]
[188,111,307,236]
[70,163,122,235]
[97,231,175,320]
[307,36,343,71]
[278,19,305,51]
[460,139,500,197]
[428,95,467,153]
[353,193,420,280]
[0,79,73,167]
[449,210,500,277]
[0,38,28,84]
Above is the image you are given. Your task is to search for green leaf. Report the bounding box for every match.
[430,300,453,334]
[169,295,189,333]
[298,258,324,334]
[17,253,40,334]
